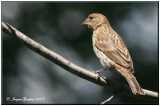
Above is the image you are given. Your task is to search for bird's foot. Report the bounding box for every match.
[91,69,105,80]
[95,69,105,74]
[90,70,100,80]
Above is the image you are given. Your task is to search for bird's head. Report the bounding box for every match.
[82,13,109,30]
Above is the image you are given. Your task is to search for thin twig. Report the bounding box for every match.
[101,94,116,104]
[2,21,158,102]
[101,88,119,104]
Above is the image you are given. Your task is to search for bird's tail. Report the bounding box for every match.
[117,69,145,95]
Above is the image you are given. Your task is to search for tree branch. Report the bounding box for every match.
[2,21,158,103]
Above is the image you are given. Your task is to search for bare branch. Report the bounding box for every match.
[101,94,116,104]
[2,21,158,102]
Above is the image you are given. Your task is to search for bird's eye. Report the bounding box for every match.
[89,17,94,20]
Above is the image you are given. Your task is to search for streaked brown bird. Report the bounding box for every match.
[82,13,144,95]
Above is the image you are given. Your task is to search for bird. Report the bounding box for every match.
[82,13,145,95]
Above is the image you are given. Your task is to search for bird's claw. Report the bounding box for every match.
[90,70,100,80]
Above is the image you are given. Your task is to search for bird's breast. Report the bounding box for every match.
[92,33,115,70]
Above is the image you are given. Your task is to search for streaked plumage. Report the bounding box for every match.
[82,13,144,95]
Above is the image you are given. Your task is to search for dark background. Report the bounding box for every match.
[2,1,158,104]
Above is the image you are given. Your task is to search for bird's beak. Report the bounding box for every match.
[82,19,89,26]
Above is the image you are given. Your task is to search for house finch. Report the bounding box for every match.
[82,13,144,95]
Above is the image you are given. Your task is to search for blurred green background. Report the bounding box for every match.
[2,1,158,104]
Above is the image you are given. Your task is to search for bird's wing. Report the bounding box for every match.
[95,34,134,73]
